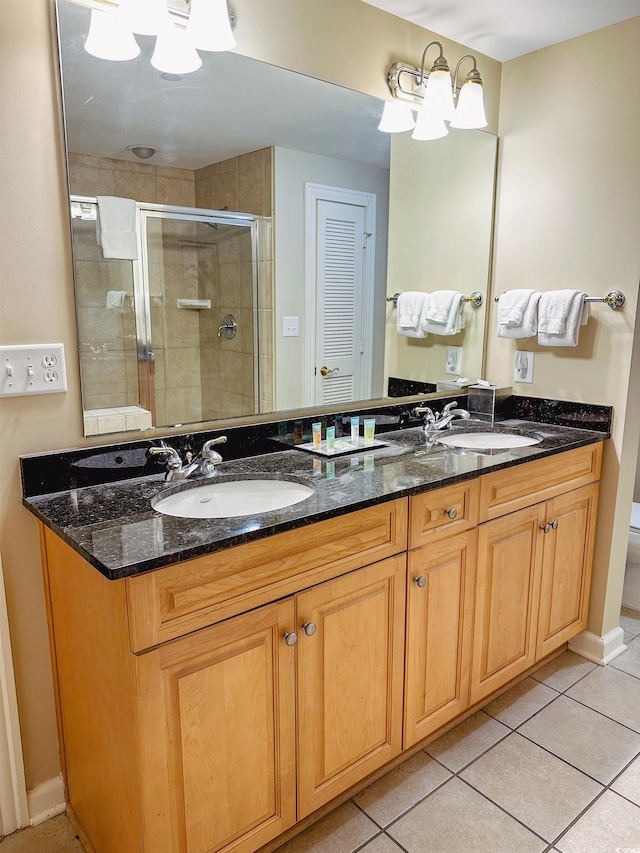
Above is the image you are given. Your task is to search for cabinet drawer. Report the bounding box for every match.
[126,499,408,652]
[479,442,602,522]
[409,480,479,549]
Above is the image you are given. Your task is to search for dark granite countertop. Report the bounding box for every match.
[23,418,607,580]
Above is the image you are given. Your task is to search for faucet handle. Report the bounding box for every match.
[414,406,436,424]
[148,443,182,470]
[442,401,459,416]
[202,435,227,463]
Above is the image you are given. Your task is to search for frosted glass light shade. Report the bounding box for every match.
[412,106,448,141]
[151,21,203,74]
[121,0,169,37]
[377,102,416,133]
[84,8,140,61]
[423,68,455,121]
[187,0,236,51]
[450,80,487,129]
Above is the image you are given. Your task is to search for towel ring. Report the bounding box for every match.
[494,290,625,310]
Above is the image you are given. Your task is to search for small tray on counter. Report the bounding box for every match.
[292,437,389,457]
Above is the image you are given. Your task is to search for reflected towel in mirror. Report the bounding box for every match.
[396,291,427,338]
[106,291,130,313]
[497,289,541,338]
[420,290,465,335]
[96,196,138,260]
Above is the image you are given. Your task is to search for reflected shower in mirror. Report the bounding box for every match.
[56,0,496,436]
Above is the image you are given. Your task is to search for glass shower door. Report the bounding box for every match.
[137,209,260,427]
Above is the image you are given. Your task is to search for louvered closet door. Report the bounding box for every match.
[315,200,365,404]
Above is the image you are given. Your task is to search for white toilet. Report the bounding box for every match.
[623,502,640,611]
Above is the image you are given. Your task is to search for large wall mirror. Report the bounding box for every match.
[56,0,497,437]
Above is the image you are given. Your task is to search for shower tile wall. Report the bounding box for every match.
[69,154,196,416]
[197,228,257,420]
[194,148,274,413]
[148,219,204,427]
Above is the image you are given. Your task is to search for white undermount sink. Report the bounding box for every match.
[436,431,543,450]
[152,475,315,519]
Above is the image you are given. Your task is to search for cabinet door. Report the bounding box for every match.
[537,483,599,658]
[404,532,476,748]
[296,556,406,818]
[133,599,296,853]
[471,504,546,704]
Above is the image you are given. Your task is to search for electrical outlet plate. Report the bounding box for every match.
[0,344,67,397]
[445,345,463,376]
[514,351,534,383]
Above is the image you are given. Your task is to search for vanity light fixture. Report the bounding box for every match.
[378,41,487,140]
[74,0,236,74]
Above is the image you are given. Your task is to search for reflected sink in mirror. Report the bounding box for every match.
[152,475,316,519]
[436,430,544,450]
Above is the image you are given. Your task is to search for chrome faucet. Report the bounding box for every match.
[184,436,228,478]
[413,401,471,437]
[148,436,227,481]
[147,443,186,481]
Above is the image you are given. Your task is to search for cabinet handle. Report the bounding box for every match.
[540,522,556,534]
[302,622,317,636]
[444,507,457,520]
[282,631,298,646]
[413,576,427,588]
[551,519,558,530]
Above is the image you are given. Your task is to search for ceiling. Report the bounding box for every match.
[58,0,390,170]
[361,0,640,61]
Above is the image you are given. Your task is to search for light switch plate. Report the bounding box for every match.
[0,344,67,397]
[514,351,534,383]
[283,316,299,337]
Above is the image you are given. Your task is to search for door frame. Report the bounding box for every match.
[0,552,28,834]
[303,184,376,407]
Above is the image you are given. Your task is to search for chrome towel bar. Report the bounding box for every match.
[493,290,625,310]
[387,291,483,308]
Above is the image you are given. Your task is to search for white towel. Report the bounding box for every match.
[497,290,541,339]
[106,290,129,313]
[538,290,590,346]
[421,290,465,335]
[96,196,138,260]
[396,292,427,337]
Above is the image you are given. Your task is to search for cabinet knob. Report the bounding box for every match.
[551,519,558,530]
[282,631,298,646]
[302,622,317,636]
[444,507,457,520]
[540,522,553,534]
[413,576,427,588]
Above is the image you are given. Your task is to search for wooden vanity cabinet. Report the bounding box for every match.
[39,443,603,853]
[41,500,408,853]
[133,599,297,853]
[296,556,405,817]
[470,444,602,704]
[133,554,406,852]
[404,531,476,747]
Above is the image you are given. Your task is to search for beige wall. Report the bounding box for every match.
[486,18,640,637]
[384,129,496,387]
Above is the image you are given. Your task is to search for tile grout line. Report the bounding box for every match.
[348,653,640,853]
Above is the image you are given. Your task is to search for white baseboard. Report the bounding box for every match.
[27,775,65,826]
[569,626,627,666]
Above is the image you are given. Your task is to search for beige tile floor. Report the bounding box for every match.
[4,609,640,853]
